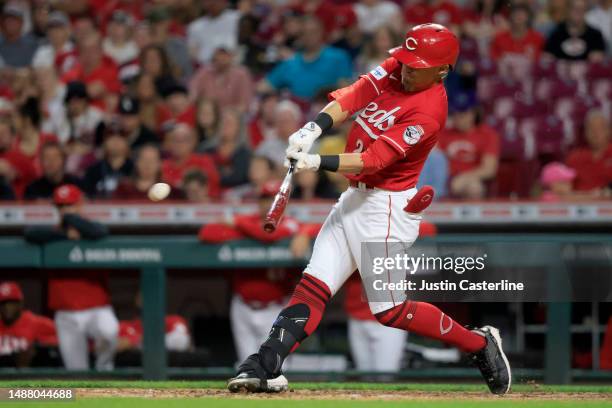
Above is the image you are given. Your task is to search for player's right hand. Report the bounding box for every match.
[286,121,322,157]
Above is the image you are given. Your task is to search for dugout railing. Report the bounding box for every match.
[0,234,610,384]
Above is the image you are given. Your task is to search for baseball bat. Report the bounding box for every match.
[263,161,295,233]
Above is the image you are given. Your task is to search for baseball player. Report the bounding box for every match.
[228,23,511,395]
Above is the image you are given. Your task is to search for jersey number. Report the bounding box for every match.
[353,139,364,153]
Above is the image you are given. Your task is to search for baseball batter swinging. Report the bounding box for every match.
[228,23,511,395]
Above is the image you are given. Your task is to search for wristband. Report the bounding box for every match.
[319,155,340,172]
[314,112,333,133]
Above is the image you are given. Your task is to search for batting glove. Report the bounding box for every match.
[285,151,321,172]
[286,122,322,157]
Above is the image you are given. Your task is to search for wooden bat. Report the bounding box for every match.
[263,161,295,233]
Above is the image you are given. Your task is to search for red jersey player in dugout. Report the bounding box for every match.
[228,23,511,395]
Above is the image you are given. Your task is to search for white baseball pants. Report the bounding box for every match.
[348,317,407,371]
[230,295,284,363]
[54,306,119,371]
[304,185,420,314]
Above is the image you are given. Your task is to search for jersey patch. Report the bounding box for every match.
[403,125,424,145]
[369,65,388,80]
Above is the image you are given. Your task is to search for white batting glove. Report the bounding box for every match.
[286,122,322,156]
[285,151,321,172]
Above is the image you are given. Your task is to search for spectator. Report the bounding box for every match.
[226,154,277,200]
[62,33,122,111]
[195,99,220,147]
[201,109,251,189]
[24,184,116,371]
[147,7,192,81]
[30,0,50,41]
[438,92,500,199]
[405,0,464,30]
[138,44,177,84]
[291,170,340,200]
[353,0,402,35]
[236,14,269,76]
[60,81,102,176]
[0,117,36,198]
[534,0,568,36]
[157,81,196,131]
[417,145,449,199]
[114,144,176,200]
[462,0,509,54]
[35,67,68,139]
[133,73,161,131]
[539,162,576,201]
[260,16,353,101]
[31,11,76,72]
[357,26,402,73]
[14,97,58,175]
[189,47,254,114]
[83,123,134,198]
[544,0,606,61]
[161,123,220,197]
[585,0,611,55]
[182,169,209,203]
[490,4,545,62]
[0,281,57,368]
[11,67,38,107]
[116,95,158,148]
[0,4,38,68]
[566,110,611,194]
[118,293,191,353]
[247,92,279,148]
[24,142,82,200]
[256,100,301,168]
[198,180,300,363]
[187,0,240,65]
[102,11,138,66]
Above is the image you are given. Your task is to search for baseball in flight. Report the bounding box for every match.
[148,183,171,202]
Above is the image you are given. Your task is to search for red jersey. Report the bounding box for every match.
[48,271,111,311]
[118,315,188,348]
[404,1,464,26]
[329,57,448,191]
[62,56,122,111]
[438,125,500,176]
[566,145,612,191]
[490,30,545,61]
[0,148,37,198]
[13,133,58,177]
[0,311,57,355]
[161,154,220,198]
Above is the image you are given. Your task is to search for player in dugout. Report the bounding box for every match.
[0,281,57,367]
[24,184,118,371]
[228,24,511,395]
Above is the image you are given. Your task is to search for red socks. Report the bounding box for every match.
[286,273,331,337]
[375,301,486,353]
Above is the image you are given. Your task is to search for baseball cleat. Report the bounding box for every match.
[227,353,288,393]
[469,325,512,395]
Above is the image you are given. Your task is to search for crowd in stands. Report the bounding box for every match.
[0,0,608,203]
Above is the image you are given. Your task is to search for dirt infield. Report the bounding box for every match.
[75,388,612,401]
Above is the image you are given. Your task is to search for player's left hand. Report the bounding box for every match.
[285,151,320,172]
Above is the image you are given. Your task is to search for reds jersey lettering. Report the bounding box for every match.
[358,102,401,133]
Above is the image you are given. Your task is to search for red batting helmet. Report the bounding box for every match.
[389,23,460,69]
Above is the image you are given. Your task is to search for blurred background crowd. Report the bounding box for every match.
[0,0,608,205]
